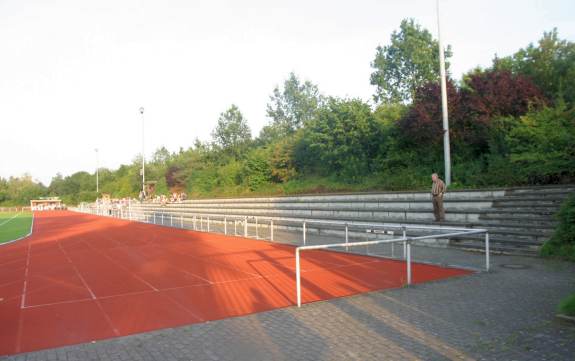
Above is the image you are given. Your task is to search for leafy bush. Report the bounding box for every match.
[300,98,382,182]
[558,293,575,316]
[541,194,575,261]
[507,106,575,184]
[269,136,298,182]
[243,149,272,191]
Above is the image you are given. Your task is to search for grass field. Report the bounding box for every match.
[0,211,33,244]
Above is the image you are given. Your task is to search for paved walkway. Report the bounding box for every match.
[3,250,574,361]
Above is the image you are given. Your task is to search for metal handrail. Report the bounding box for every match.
[294,228,489,307]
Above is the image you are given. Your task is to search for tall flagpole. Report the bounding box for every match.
[437,0,451,185]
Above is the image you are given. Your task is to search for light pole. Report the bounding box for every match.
[95,148,99,193]
[139,107,145,194]
[437,0,451,186]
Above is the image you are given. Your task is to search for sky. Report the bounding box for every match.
[1,0,574,185]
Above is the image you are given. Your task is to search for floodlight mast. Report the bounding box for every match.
[437,0,451,185]
[140,107,145,194]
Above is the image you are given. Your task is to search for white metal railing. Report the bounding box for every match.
[294,227,489,307]
[71,206,279,241]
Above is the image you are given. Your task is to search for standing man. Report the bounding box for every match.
[431,173,446,222]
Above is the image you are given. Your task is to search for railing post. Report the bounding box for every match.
[171,214,173,227]
[193,215,196,230]
[244,216,248,237]
[200,216,203,231]
[224,217,227,235]
[153,213,156,224]
[345,224,349,251]
[207,216,210,232]
[234,220,237,235]
[255,217,259,239]
[402,226,407,259]
[406,240,412,285]
[296,248,302,308]
[485,232,490,271]
[270,219,274,241]
[181,215,183,228]
[303,222,307,245]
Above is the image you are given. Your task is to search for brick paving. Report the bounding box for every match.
[3,225,574,361]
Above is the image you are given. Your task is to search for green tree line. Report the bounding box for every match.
[2,20,574,206]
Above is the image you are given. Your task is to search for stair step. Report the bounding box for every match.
[479,215,557,226]
[449,240,539,256]
[125,185,575,257]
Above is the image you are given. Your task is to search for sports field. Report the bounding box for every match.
[0,211,472,356]
[0,211,33,244]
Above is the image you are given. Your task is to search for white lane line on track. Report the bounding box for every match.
[57,241,97,300]
[19,242,32,309]
[56,239,120,335]
[79,239,160,292]
[100,233,217,285]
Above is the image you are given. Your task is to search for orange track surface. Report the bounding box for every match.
[0,211,472,356]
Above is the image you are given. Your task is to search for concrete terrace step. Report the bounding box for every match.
[136,201,558,214]
[178,190,508,203]
[133,206,558,224]
[505,186,575,195]
[493,199,564,207]
[126,184,574,256]
[147,201,496,211]
[478,214,558,226]
[448,240,540,256]
[131,207,550,242]
[468,221,555,233]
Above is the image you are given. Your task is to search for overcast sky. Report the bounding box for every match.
[1,0,574,185]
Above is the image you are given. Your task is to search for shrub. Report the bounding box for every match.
[507,106,575,184]
[541,194,575,261]
[299,98,382,182]
[558,293,575,316]
[243,150,272,191]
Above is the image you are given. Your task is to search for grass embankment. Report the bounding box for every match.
[0,211,33,244]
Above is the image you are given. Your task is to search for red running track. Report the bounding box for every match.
[0,211,472,356]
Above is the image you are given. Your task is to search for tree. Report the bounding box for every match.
[398,69,547,157]
[506,105,575,183]
[243,148,273,191]
[165,165,186,190]
[370,18,452,104]
[397,79,460,151]
[151,146,172,164]
[269,136,298,182]
[299,98,382,181]
[264,73,323,139]
[459,69,547,152]
[2,175,47,205]
[212,104,252,160]
[494,29,575,105]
